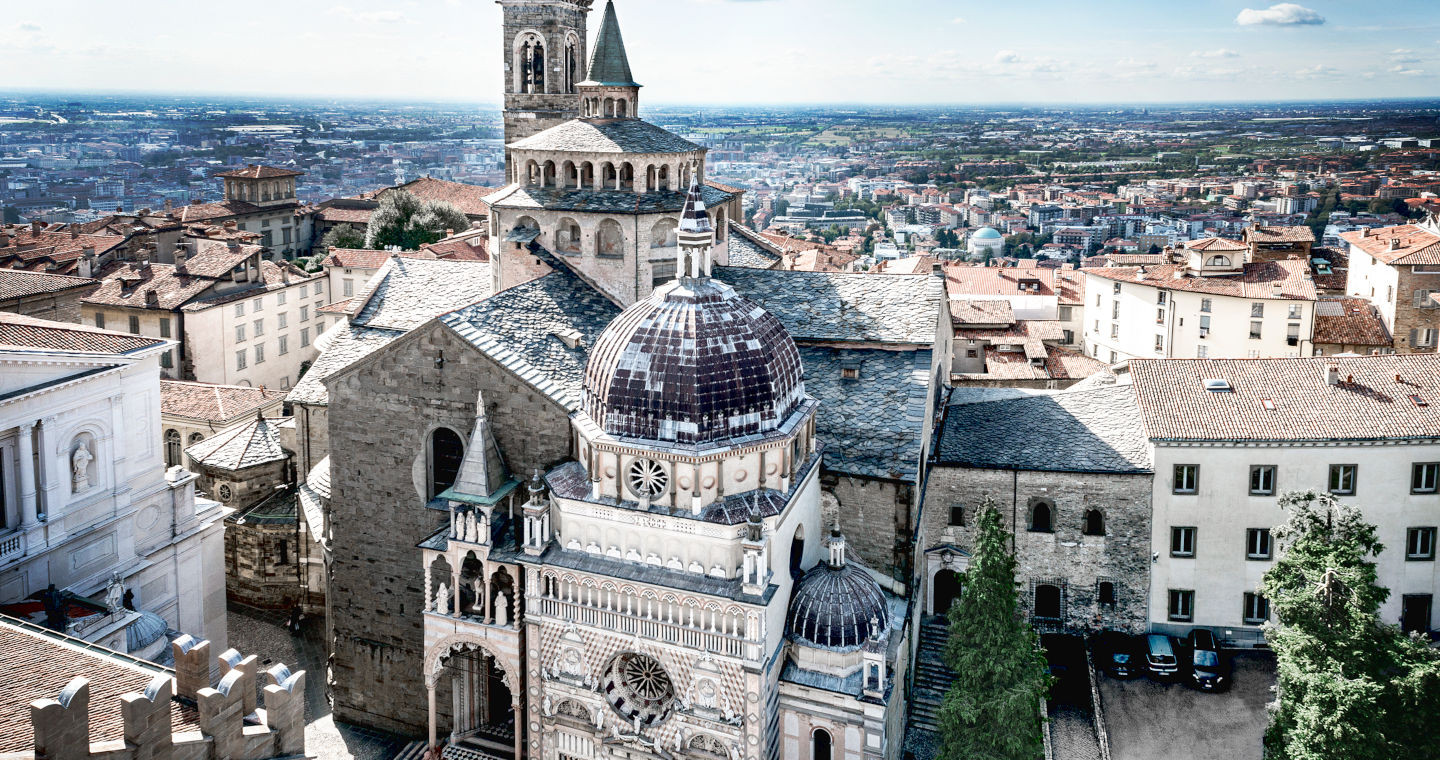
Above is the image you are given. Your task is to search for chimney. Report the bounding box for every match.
[78,246,95,278]
[31,220,42,236]
[164,198,173,213]
[1271,283,1282,296]
[1360,227,1369,237]
[0,228,9,247]
[69,226,79,240]
[174,241,189,270]
[223,220,237,230]
[1389,238,1402,251]
[145,289,159,307]
[115,205,124,213]
[227,238,240,251]
[1325,364,1339,385]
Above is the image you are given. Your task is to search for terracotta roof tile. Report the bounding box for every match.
[944,264,1057,297]
[0,270,98,301]
[1246,225,1315,244]
[1313,296,1392,347]
[1084,260,1316,301]
[1339,224,1440,265]
[160,380,286,423]
[213,164,304,179]
[0,312,166,354]
[390,177,497,218]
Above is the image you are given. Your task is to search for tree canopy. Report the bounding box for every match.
[1261,490,1440,760]
[364,190,470,251]
[939,500,1050,760]
[320,225,365,251]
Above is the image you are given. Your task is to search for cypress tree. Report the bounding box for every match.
[938,499,1050,760]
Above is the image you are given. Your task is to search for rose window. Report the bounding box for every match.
[627,458,667,499]
[602,652,676,726]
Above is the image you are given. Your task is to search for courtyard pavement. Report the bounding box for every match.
[226,604,409,760]
[1098,650,1275,760]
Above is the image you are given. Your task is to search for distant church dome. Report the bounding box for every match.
[787,533,890,650]
[583,278,805,445]
[126,611,168,651]
[972,227,1002,240]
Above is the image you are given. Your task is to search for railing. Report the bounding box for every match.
[532,595,745,658]
[0,532,24,563]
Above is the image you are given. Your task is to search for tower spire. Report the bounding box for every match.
[577,0,641,119]
[676,173,714,279]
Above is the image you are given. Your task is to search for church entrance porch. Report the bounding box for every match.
[426,640,521,760]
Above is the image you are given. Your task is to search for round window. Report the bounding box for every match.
[627,458,667,499]
[217,483,233,501]
[602,652,676,726]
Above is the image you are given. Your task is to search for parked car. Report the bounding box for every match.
[1096,630,1142,679]
[1145,634,1179,681]
[1041,633,1086,697]
[1187,628,1231,692]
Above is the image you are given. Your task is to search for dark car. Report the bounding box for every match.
[1041,633,1086,697]
[1096,630,1142,679]
[1145,634,1179,681]
[1187,628,1231,691]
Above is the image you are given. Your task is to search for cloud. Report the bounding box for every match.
[1193,48,1239,59]
[1390,65,1425,76]
[993,50,1021,64]
[1390,49,1422,64]
[1236,3,1324,26]
[1295,64,1340,79]
[18,22,40,32]
[951,17,966,24]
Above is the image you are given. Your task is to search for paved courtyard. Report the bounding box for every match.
[226,605,408,760]
[1098,650,1275,760]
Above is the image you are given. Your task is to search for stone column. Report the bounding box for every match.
[37,416,59,521]
[427,673,439,748]
[511,691,523,760]
[17,422,37,527]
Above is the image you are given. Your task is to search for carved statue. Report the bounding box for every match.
[542,695,552,717]
[471,579,485,613]
[71,440,93,491]
[104,572,124,614]
[494,591,509,626]
[465,511,478,542]
[436,582,450,615]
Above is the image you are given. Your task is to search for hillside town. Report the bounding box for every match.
[1,3,1438,760]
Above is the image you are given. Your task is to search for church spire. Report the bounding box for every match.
[577,0,641,120]
[676,174,714,279]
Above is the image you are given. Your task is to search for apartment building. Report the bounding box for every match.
[1083,239,1316,363]
[1131,355,1440,640]
[1341,222,1440,353]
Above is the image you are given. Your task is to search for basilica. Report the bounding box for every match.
[314,3,950,760]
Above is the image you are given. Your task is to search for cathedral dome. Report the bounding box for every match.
[582,277,805,445]
[787,557,890,650]
[972,227,1002,240]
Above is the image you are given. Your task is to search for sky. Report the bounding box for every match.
[3,1,1439,105]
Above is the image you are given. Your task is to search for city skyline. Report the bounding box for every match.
[4,0,1438,105]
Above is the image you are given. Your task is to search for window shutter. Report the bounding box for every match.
[1416,290,1427,308]
[1410,328,1419,347]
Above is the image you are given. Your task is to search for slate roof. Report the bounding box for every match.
[581,0,638,87]
[801,346,932,480]
[725,223,782,269]
[936,385,1152,473]
[184,415,289,471]
[160,380,285,423]
[350,257,493,331]
[0,270,97,302]
[285,322,401,406]
[485,183,731,215]
[0,312,166,355]
[1313,296,1391,347]
[716,267,944,345]
[1129,355,1440,442]
[507,118,699,154]
[439,267,620,412]
[0,617,200,753]
[1083,260,1316,301]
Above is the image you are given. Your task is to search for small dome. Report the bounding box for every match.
[583,278,805,445]
[972,227,1002,240]
[787,562,889,650]
[126,611,168,651]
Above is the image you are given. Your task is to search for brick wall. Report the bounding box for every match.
[1392,266,1440,353]
[327,322,574,733]
[920,466,1152,632]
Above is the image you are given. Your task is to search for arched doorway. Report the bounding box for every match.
[433,643,514,755]
[933,569,962,616]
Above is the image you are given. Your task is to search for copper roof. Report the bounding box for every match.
[1129,355,1440,442]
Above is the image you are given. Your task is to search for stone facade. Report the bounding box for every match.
[920,466,1151,633]
[223,508,304,609]
[822,474,913,589]
[327,322,575,733]
[502,0,591,170]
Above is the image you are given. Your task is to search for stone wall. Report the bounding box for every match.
[1391,266,1440,353]
[920,466,1151,633]
[501,0,589,169]
[189,459,289,513]
[1,287,95,323]
[327,322,575,734]
[224,518,303,609]
[822,473,912,588]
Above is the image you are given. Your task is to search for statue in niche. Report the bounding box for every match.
[436,582,450,615]
[494,591,509,626]
[71,440,93,492]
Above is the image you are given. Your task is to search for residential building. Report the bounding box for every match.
[1243,224,1314,264]
[0,312,227,658]
[159,380,286,467]
[1341,222,1440,353]
[1131,355,1440,640]
[0,269,97,322]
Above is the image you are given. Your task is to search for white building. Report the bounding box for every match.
[1083,241,1316,363]
[966,227,1004,259]
[0,312,228,659]
[1130,355,1440,641]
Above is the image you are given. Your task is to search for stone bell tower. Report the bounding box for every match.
[500,0,592,174]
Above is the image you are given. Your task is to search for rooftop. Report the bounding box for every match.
[1129,355,1440,442]
[0,269,98,302]
[507,118,699,154]
[1083,260,1316,301]
[212,164,304,179]
[0,312,166,355]
[1339,224,1440,266]
[937,384,1151,473]
[184,415,289,471]
[349,256,494,331]
[715,266,944,345]
[1313,296,1391,347]
[160,380,286,424]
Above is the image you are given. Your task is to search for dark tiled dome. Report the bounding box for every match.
[583,277,804,445]
[787,561,889,650]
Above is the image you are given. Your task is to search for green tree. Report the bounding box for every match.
[939,500,1050,760]
[364,190,470,251]
[321,225,366,250]
[1261,490,1440,760]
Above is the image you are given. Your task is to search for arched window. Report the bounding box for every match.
[1035,584,1061,619]
[556,218,582,254]
[596,219,624,257]
[164,429,181,467]
[1030,501,1053,533]
[429,427,465,500]
[1206,255,1231,267]
[601,162,617,189]
[657,164,670,191]
[564,39,578,93]
[789,524,805,578]
[517,35,545,93]
[542,161,556,187]
[812,728,832,760]
[618,163,634,191]
[1083,509,1105,536]
[188,432,205,445]
[616,99,628,118]
[604,97,615,118]
[650,218,677,249]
